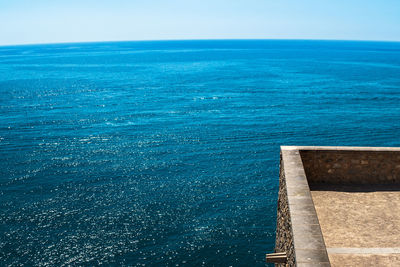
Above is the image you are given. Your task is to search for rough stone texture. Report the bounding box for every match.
[275,154,295,267]
[300,149,400,185]
[275,148,330,266]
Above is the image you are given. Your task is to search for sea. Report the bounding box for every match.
[1,40,400,266]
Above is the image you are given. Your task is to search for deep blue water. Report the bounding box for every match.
[1,40,400,266]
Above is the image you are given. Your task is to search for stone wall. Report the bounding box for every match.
[275,154,295,267]
[300,149,400,185]
[274,146,400,266]
[275,147,331,266]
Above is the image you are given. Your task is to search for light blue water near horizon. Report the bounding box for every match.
[1,40,400,266]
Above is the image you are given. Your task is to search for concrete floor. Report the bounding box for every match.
[311,185,400,267]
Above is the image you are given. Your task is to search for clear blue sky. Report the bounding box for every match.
[1,0,400,45]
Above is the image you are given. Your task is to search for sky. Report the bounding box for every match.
[0,0,400,46]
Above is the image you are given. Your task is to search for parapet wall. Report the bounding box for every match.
[300,147,400,185]
[274,146,400,266]
[275,148,329,266]
[275,154,295,267]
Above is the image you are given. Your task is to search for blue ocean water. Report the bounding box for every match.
[1,40,400,266]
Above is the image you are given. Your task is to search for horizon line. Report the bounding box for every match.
[1,37,400,48]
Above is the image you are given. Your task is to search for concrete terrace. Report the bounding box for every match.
[312,185,400,266]
[274,146,400,267]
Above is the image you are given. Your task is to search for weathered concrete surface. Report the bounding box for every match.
[311,185,400,267]
[328,254,400,267]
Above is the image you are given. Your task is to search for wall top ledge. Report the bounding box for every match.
[281,146,400,152]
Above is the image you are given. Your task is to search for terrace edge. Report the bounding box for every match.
[274,145,400,266]
[275,146,330,266]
